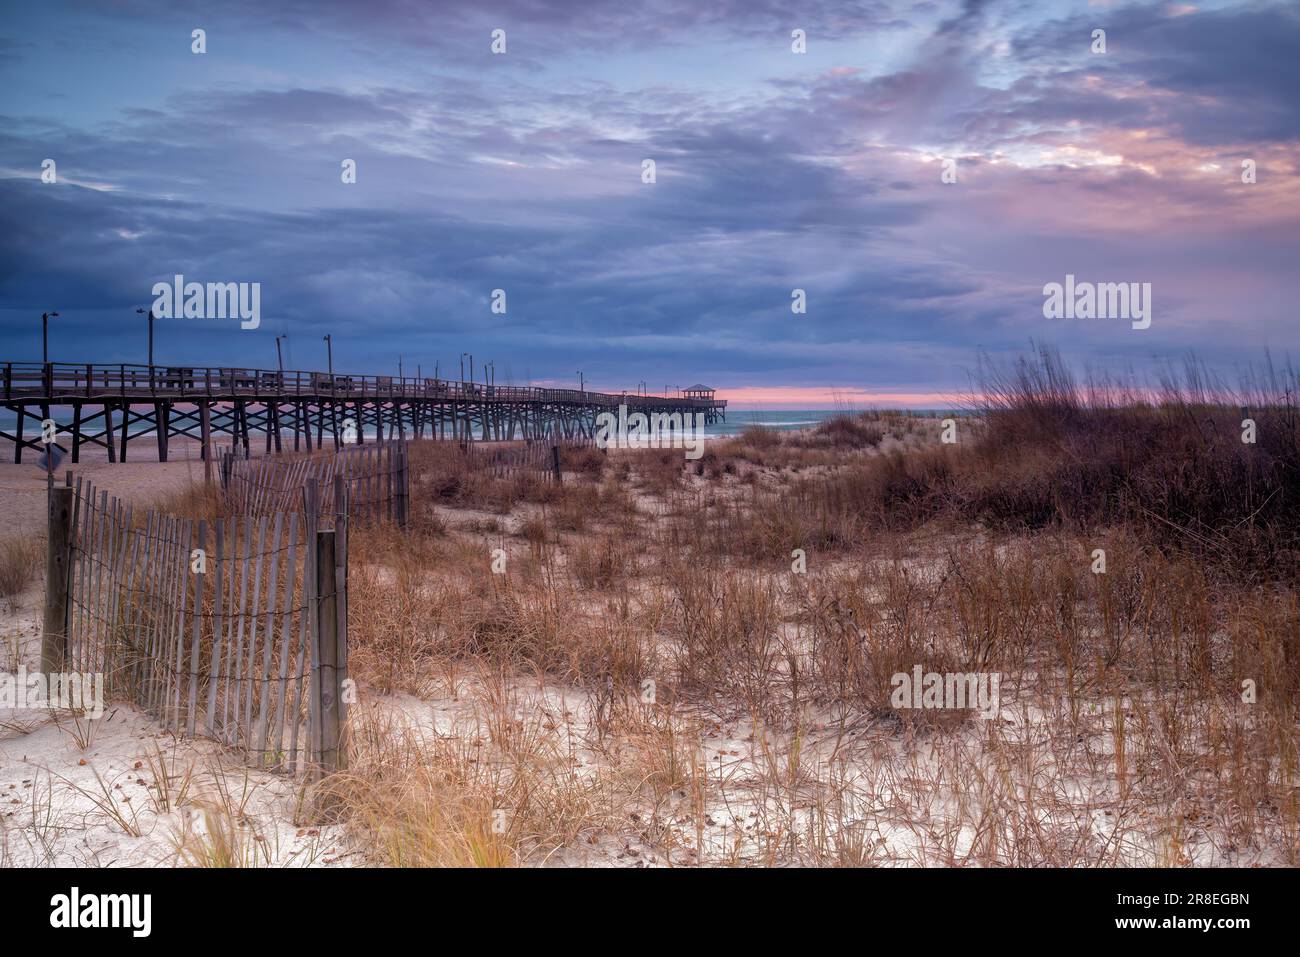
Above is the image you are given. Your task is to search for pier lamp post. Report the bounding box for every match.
[135,308,155,368]
[577,371,584,394]
[41,311,59,363]
[323,334,333,375]
[275,334,288,373]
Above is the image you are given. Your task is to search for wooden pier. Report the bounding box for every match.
[1,362,727,463]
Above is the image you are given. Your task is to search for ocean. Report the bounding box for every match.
[706,408,960,436]
[0,407,957,442]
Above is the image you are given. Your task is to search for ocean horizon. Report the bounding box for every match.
[0,406,964,443]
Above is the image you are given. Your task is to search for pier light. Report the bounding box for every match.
[41,311,60,364]
[135,307,155,367]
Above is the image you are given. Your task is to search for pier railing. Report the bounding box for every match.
[1,361,726,410]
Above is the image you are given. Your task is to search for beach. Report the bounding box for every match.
[2,396,1296,868]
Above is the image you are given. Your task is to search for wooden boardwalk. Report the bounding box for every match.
[1,362,727,463]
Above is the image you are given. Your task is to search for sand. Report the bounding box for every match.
[0,580,350,867]
[2,423,1290,868]
[0,438,243,542]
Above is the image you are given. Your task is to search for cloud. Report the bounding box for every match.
[0,0,1296,392]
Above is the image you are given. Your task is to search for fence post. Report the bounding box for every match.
[185,520,206,737]
[334,496,349,760]
[41,485,74,674]
[312,529,347,785]
[551,444,562,483]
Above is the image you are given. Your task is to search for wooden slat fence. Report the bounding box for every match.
[51,475,349,776]
[221,439,409,528]
[462,436,596,482]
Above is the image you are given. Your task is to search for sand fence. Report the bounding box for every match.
[39,474,349,779]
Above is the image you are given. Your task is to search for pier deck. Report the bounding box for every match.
[1,362,726,463]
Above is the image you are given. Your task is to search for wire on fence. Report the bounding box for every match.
[221,437,409,528]
[53,476,349,777]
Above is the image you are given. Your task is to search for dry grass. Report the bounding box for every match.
[0,535,42,611]
[150,481,229,525]
[332,431,1298,864]
[71,351,1299,867]
[329,698,618,866]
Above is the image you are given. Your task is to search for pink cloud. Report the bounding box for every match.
[722,386,974,410]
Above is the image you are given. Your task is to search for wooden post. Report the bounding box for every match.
[201,401,212,484]
[400,442,410,528]
[155,402,168,462]
[551,444,562,484]
[41,485,74,674]
[312,529,345,778]
[70,404,82,464]
[333,489,349,763]
[185,520,207,737]
[120,401,131,461]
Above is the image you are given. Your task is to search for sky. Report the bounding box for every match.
[1,0,1296,408]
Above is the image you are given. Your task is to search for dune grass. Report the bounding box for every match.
[81,349,1299,866]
